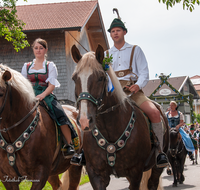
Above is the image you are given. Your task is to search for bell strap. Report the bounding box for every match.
[0,108,40,167]
[92,110,135,166]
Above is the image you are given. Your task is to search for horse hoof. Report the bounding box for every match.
[172,183,177,187]
[167,169,171,175]
[179,181,183,184]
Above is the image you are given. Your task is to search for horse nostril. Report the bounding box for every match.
[84,126,90,131]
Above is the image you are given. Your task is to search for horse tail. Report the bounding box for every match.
[139,169,163,190]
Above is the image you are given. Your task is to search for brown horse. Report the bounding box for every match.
[71,44,169,190]
[167,128,187,187]
[0,64,82,190]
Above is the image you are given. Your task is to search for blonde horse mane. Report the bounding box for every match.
[0,64,36,108]
[72,52,127,106]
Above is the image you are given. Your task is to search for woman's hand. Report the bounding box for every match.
[36,93,46,101]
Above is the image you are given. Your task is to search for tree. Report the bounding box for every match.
[0,0,29,52]
[159,0,200,12]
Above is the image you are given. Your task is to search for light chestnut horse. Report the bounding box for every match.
[0,64,82,190]
[71,44,169,190]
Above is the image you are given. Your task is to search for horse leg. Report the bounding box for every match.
[171,161,178,187]
[147,166,163,190]
[48,175,62,190]
[2,182,20,190]
[127,169,144,190]
[60,165,82,190]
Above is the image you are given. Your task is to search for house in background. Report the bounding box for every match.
[143,75,199,124]
[190,75,200,114]
[0,1,109,104]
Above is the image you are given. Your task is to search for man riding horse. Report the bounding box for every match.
[105,9,168,168]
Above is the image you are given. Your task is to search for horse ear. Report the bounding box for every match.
[71,45,82,63]
[2,70,12,82]
[95,44,104,64]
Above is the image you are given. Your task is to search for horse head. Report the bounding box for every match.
[71,44,107,132]
[169,128,182,156]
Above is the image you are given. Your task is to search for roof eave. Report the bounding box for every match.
[22,26,82,33]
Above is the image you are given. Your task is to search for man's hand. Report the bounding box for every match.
[125,84,140,94]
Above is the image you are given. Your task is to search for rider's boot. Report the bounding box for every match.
[70,149,86,166]
[188,151,195,161]
[195,154,198,164]
[152,122,169,168]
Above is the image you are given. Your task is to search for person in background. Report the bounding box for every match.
[189,124,199,164]
[21,38,77,158]
[166,101,195,161]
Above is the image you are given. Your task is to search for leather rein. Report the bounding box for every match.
[0,81,39,132]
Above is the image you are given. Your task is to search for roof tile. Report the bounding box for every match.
[16,1,97,31]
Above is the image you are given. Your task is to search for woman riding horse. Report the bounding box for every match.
[166,101,195,160]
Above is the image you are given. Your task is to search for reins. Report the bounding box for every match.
[0,100,40,133]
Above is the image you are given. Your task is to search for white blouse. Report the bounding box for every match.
[107,42,149,89]
[21,59,60,87]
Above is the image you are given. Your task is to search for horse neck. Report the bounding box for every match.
[0,88,35,142]
[97,93,133,142]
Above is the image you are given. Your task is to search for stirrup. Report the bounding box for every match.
[70,153,82,166]
[62,144,75,159]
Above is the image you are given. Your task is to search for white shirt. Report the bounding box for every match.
[21,59,60,87]
[107,42,149,89]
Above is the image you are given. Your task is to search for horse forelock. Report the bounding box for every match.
[0,64,36,107]
[73,52,104,76]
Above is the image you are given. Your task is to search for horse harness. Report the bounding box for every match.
[0,80,40,177]
[76,86,136,167]
[169,129,184,158]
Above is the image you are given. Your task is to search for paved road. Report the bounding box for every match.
[80,156,200,190]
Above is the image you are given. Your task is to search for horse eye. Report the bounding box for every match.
[0,93,3,97]
[72,74,77,81]
[98,76,104,82]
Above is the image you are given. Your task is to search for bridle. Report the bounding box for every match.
[169,129,184,157]
[0,78,39,133]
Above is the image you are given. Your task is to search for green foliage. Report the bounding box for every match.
[0,173,89,189]
[193,112,200,123]
[0,0,29,52]
[158,0,200,11]
[102,52,113,71]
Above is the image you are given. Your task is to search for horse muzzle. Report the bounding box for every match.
[78,114,94,132]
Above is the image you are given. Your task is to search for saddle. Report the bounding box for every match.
[39,101,80,153]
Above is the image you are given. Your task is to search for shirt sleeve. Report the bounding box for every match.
[134,46,149,89]
[45,62,60,87]
[179,112,184,122]
[21,63,28,78]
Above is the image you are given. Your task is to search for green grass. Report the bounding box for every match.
[0,174,89,189]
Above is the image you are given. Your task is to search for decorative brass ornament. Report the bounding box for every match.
[9,156,14,162]
[0,139,5,147]
[23,132,29,139]
[107,144,116,153]
[98,138,106,146]
[15,141,23,148]
[6,145,14,154]
[93,129,99,136]
[125,131,130,137]
[108,156,115,162]
[117,140,125,147]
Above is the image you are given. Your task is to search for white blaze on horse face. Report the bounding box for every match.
[78,67,93,130]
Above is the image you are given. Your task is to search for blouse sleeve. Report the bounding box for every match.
[21,63,28,78]
[45,62,60,87]
[179,112,184,122]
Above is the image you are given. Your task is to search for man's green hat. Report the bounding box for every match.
[108,8,127,33]
[108,18,127,33]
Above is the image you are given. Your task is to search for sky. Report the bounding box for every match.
[16,0,200,80]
